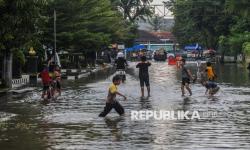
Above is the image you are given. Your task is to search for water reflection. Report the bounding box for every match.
[139,97,152,109]
[104,117,123,141]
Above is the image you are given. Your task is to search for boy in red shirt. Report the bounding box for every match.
[40,65,52,98]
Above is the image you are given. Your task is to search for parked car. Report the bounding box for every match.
[153,48,167,61]
[166,50,187,59]
[145,50,153,60]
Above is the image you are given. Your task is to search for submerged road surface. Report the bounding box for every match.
[0,62,250,150]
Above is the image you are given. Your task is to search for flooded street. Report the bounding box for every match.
[1,62,250,150]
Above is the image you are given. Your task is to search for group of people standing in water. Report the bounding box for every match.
[99,55,219,117]
[180,58,219,97]
[40,59,62,100]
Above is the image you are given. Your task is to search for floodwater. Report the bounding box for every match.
[0,62,250,150]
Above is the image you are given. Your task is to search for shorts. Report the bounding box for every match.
[139,76,150,87]
[210,87,220,95]
[56,81,61,89]
[182,78,190,85]
[43,85,49,91]
[51,81,57,88]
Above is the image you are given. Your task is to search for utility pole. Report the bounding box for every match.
[53,9,57,63]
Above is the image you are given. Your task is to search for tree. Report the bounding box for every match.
[43,0,131,53]
[0,0,47,87]
[243,42,250,56]
[169,0,250,61]
[219,1,250,58]
[148,14,164,31]
[225,0,250,17]
[111,0,154,23]
[171,0,233,49]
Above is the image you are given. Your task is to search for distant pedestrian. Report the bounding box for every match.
[136,56,151,98]
[99,75,127,117]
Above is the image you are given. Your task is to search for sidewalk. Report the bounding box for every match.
[0,63,114,94]
[0,87,9,94]
[60,63,113,80]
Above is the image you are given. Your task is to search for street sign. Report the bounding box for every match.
[118,44,125,50]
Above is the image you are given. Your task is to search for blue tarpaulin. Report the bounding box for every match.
[125,45,146,52]
[184,43,202,51]
[133,45,145,50]
[125,47,133,51]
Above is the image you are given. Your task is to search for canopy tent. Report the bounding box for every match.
[184,43,202,51]
[125,44,146,52]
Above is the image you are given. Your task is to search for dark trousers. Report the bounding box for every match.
[99,101,124,117]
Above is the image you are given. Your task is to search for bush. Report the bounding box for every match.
[243,42,250,56]
[13,49,26,66]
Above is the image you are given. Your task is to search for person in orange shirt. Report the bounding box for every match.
[205,62,216,81]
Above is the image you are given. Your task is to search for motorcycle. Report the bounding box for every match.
[115,69,126,82]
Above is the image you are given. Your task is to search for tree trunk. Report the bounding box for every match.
[1,50,13,88]
[220,51,225,63]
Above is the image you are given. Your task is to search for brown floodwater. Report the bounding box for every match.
[0,62,250,150]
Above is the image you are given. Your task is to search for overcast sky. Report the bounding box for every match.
[151,0,173,18]
[151,0,165,4]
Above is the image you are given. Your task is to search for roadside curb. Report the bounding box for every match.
[61,64,112,80]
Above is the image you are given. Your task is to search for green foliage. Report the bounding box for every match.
[111,0,154,23]
[221,17,250,56]
[171,0,233,49]
[0,0,47,53]
[13,49,25,66]
[171,0,250,57]
[225,0,250,17]
[43,0,132,52]
[218,35,230,55]
[0,0,140,57]
[243,42,250,56]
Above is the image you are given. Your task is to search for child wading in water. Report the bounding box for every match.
[180,59,194,96]
[40,64,52,99]
[205,62,216,81]
[54,65,61,96]
[136,56,151,98]
[201,80,220,96]
[99,75,127,117]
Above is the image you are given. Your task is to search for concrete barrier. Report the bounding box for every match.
[224,56,235,63]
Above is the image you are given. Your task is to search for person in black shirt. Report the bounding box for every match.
[136,56,151,98]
